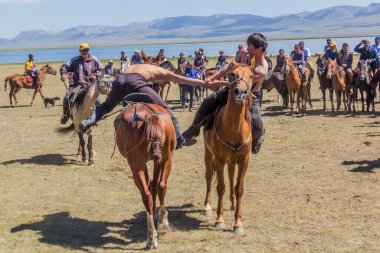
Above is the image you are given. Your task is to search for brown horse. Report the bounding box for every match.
[203,63,253,235]
[115,100,175,249]
[56,75,113,165]
[262,71,288,108]
[4,64,57,106]
[284,57,310,114]
[326,59,347,111]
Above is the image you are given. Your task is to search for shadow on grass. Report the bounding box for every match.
[10,204,203,251]
[1,153,79,166]
[342,159,380,173]
[0,105,32,109]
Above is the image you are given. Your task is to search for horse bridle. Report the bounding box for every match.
[228,77,251,103]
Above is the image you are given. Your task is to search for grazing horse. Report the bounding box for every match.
[317,56,334,111]
[203,63,253,235]
[353,60,374,112]
[284,57,310,114]
[262,71,288,108]
[115,97,175,249]
[4,64,57,106]
[326,59,347,111]
[56,75,113,165]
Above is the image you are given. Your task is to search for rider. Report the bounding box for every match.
[264,51,272,71]
[177,52,187,68]
[24,54,39,87]
[131,50,143,65]
[323,41,338,60]
[79,63,208,149]
[235,44,248,64]
[104,60,115,76]
[291,44,306,80]
[274,49,286,73]
[60,43,104,125]
[216,51,228,69]
[156,49,167,62]
[324,38,332,53]
[182,32,269,154]
[120,51,130,71]
[194,48,208,78]
[354,39,378,74]
[336,43,354,85]
[299,41,315,83]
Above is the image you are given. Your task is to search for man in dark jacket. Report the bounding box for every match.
[291,44,306,80]
[60,43,104,124]
[337,43,353,85]
[354,39,378,73]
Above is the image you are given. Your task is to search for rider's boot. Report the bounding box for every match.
[171,116,186,149]
[79,105,108,132]
[182,112,205,141]
[60,94,70,125]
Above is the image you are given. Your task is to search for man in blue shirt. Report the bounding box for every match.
[323,41,338,60]
[131,50,143,65]
[371,36,380,59]
[354,39,378,72]
[299,41,315,83]
[182,62,199,111]
[324,38,332,53]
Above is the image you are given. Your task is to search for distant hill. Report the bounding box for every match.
[1,3,380,49]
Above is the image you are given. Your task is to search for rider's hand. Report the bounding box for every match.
[60,75,67,82]
[342,64,347,68]
[89,75,97,82]
[207,80,229,91]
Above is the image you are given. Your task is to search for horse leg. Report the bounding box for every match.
[233,158,249,235]
[214,159,226,230]
[329,88,334,112]
[228,162,236,211]
[360,89,365,112]
[204,147,214,217]
[132,169,158,249]
[289,89,294,115]
[343,89,347,111]
[9,87,14,106]
[296,89,301,113]
[308,82,313,108]
[164,83,171,102]
[76,144,82,158]
[335,89,341,112]
[30,88,39,106]
[321,88,326,111]
[78,133,87,163]
[157,156,172,234]
[13,87,21,107]
[38,88,45,103]
[87,133,94,165]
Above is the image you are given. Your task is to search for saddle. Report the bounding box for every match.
[121,93,156,107]
[25,75,41,84]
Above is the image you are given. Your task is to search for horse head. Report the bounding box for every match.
[317,57,328,77]
[175,63,186,76]
[95,73,114,94]
[326,59,338,80]
[227,63,253,104]
[358,60,371,82]
[284,56,294,74]
[41,64,57,75]
[159,61,175,72]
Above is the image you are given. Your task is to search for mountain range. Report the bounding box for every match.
[1,3,380,49]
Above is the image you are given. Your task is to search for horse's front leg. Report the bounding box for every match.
[214,158,226,230]
[329,88,335,112]
[321,87,326,111]
[308,82,313,108]
[360,89,365,112]
[204,147,214,217]
[77,133,87,163]
[228,162,236,211]
[38,88,45,103]
[30,88,38,106]
[233,157,249,235]
[87,133,94,165]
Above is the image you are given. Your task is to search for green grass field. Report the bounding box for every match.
[0,57,379,253]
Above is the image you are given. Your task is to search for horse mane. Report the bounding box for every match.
[72,84,93,108]
[160,61,175,72]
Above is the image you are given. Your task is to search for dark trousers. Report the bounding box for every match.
[198,88,264,141]
[182,86,195,108]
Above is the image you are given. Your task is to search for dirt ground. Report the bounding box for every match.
[0,58,379,253]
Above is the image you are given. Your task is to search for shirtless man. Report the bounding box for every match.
[182,33,269,154]
[79,62,207,149]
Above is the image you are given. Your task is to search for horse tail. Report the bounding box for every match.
[55,123,75,135]
[144,114,165,161]
[4,76,9,91]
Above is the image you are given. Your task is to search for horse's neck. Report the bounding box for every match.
[39,70,47,82]
[75,83,99,120]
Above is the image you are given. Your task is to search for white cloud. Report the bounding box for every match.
[0,0,41,3]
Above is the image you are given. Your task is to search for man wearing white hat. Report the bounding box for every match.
[131,50,143,65]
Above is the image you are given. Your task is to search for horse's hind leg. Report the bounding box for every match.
[204,147,214,217]
[228,162,236,211]
[76,144,82,158]
[157,156,173,234]
[308,82,313,108]
[233,158,249,235]
[87,133,94,165]
[9,87,14,106]
[12,87,21,107]
[321,88,326,111]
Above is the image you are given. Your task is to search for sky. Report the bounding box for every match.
[0,0,378,39]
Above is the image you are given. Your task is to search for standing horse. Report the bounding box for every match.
[56,75,113,165]
[353,60,374,112]
[284,57,310,114]
[317,57,334,111]
[203,64,253,235]
[115,97,175,249]
[326,59,347,111]
[4,64,57,106]
[262,71,288,108]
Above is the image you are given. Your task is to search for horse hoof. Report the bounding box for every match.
[88,160,94,166]
[157,223,171,234]
[233,226,245,235]
[204,209,212,217]
[230,206,236,211]
[146,239,158,249]
[214,222,225,230]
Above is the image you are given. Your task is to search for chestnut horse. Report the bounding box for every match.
[203,63,253,235]
[284,57,310,114]
[56,75,113,165]
[115,100,175,249]
[326,59,347,111]
[4,64,57,106]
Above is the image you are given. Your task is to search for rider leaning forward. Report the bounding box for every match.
[60,43,104,125]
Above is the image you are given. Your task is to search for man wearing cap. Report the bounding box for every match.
[59,43,104,125]
[299,41,315,83]
[324,38,332,53]
[105,60,115,76]
[323,41,338,60]
[120,51,130,70]
[131,50,142,65]
[291,44,307,80]
[216,51,228,69]
[79,62,208,149]
[235,44,248,64]
[24,54,39,87]
[337,43,354,85]
[354,39,378,73]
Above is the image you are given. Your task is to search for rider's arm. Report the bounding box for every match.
[163,69,207,87]
[208,61,235,81]
[354,43,363,54]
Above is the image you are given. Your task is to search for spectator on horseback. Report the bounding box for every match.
[120,51,130,70]
[182,33,269,154]
[299,41,315,83]
[354,39,378,73]
[235,44,248,64]
[104,60,115,76]
[178,52,187,68]
[131,50,143,65]
[216,51,228,70]
[323,41,338,60]
[324,38,332,52]
[337,43,354,85]
[182,62,198,111]
[194,48,208,78]
[274,49,286,73]
[264,51,272,71]
[24,54,39,87]
[59,43,104,125]
[156,49,167,62]
[291,44,307,81]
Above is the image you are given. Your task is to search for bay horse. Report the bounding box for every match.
[56,75,113,165]
[316,56,334,111]
[115,96,175,249]
[4,64,57,106]
[284,57,310,114]
[203,63,253,235]
[326,59,347,111]
[262,71,288,108]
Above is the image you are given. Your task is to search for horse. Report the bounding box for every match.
[326,59,347,111]
[284,57,310,114]
[262,71,288,109]
[203,63,253,235]
[352,60,374,112]
[114,95,176,249]
[56,75,113,165]
[316,56,334,111]
[174,63,186,103]
[4,64,57,106]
